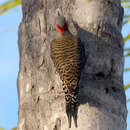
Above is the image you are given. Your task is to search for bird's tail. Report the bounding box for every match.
[65,94,78,128]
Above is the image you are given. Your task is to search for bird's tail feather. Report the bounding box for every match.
[65,95,78,128]
[63,84,79,128]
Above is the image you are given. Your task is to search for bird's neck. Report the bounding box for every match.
[64,30,71,36]
[56,31,71,39]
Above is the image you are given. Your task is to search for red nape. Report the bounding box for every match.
[56,23,66,35]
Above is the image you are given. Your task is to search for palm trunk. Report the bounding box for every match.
[17,0,127,130]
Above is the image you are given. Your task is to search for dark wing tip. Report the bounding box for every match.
[66,101,78,128]
[66,103,72,128]
[68,114,72,128]
[66,111,72,128]
[73,112,78,128]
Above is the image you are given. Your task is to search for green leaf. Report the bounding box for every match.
[0,128,5,130]
[122,5,130,8]
[0,0,21,15]
[124,68,130,72]
[124,52,130,57]
[11,128,17,130]
[124,15,130,19]
[124,34,130,43]
[123,19,130,25]
[121,0,130,4]
[124,83,130,90]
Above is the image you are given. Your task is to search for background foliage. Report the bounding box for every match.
[0,0,129,129]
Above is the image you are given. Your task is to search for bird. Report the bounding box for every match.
[50,14,85,128]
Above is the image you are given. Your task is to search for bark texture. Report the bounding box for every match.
[17,0,127,130]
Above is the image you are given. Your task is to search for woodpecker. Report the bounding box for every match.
[51,15,84,128]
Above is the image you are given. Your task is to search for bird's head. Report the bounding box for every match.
[55,15,69,36]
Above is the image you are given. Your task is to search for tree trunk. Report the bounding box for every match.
[17,0,127,130]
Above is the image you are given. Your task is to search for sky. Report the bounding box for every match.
[0,1,130,130]
[0,2,22,129]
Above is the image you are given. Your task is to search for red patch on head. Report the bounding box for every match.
[56,23,66,35]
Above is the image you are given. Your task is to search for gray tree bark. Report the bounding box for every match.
[17,0,127,130]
